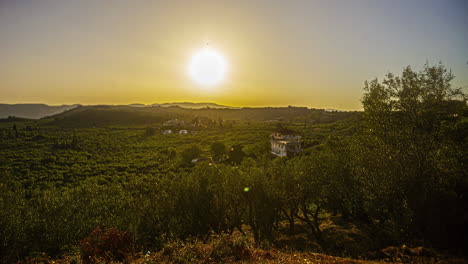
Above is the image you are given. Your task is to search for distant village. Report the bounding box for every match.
[160,117,302,157]
[159,117,231,135]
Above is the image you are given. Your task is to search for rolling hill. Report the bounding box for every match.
[0,104,78,119]
[45,104,358,128]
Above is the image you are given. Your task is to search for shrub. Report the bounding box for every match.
[144,126,156,136]
[181,144,202,164]
[209,234,252,261]
[80,226,134,264]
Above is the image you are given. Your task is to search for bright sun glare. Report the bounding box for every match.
[188,47,227,87]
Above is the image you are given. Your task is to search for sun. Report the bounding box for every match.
[188,47,227,87]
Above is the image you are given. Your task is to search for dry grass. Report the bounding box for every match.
[133,245,389,264]
[20,231,467,264]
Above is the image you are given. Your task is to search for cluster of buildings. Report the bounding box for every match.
[162,118,191,135]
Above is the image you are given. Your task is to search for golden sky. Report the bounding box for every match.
[1,0,467,110]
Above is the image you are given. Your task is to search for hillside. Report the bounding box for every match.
[1,99,465,263]
[0,104,78,119]
[0,116,35,123]
[28,232,465,264]
[153,102,240,109]
[0,103,358,127]
[45,105,358,127]
[47,107,172,128]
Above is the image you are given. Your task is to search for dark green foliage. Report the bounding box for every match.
[241,158,282,245]
[166,147,178,159]
[181,144,202,164]
[0,116,34,123]
[227,144,246,164]
[145,126,157,136]
[49,108,168,128]
[210,141,226,161]
[47,105,356,128]
[360,63,467,248]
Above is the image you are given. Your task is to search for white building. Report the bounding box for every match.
[270,132,302,157]
[179,130,188,134]
[163,130,172,135]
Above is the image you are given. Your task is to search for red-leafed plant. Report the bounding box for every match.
[80,226,134,264]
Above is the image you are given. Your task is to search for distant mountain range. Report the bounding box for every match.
[0,104,79,119]
[0,103,353,125]
[142,102,239,109]
[0,102,239,119]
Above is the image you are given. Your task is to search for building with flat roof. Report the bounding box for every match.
[270,132,302,157]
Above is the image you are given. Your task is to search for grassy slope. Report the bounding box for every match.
[24,233,468,264]
[33,233,393,264]
[137,250,390,264]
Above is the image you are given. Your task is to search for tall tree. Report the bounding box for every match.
[361,63,467,245]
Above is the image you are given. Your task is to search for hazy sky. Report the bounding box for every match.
[1,0,467,110]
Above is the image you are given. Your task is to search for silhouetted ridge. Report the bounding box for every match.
[0,104,78,119]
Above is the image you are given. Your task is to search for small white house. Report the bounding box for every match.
[270,133,302,157]
[179,130,188,134]
[163,130,172,135]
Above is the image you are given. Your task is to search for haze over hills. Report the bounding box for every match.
[151,102,240,109]
[45,104,357,128]
[0,104,78,119]
[127,102,238,109]
[0,102,243,120]
[1,102,348,121]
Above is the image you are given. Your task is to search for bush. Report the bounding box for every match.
[210,141,226,161]
[144,126,156,136]
[80,226,134,264]
[181,144,202,164]
[209,234,253,261]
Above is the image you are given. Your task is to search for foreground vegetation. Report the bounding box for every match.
[0,64,466,263]
[22,232,467,264]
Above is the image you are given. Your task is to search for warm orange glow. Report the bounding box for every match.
[188,47,227,87]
